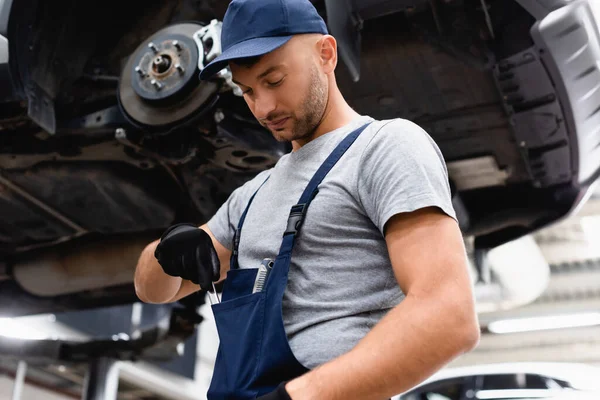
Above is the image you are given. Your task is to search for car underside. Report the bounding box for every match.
[0,0,599,317]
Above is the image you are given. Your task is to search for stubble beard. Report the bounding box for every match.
[271,64,327,143]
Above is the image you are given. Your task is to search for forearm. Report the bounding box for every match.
[287,292,480,400]
[134,240,188,304]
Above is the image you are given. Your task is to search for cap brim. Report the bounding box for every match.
[199,35,293,80]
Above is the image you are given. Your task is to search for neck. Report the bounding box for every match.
[292,83,360,151]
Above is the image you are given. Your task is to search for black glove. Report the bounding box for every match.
[257,382,292,400]
[154,223,220,291]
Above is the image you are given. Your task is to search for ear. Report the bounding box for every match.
[318,35,338,74]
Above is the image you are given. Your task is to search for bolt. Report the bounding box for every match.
[173,40,181,51]
[134,66,145,77]
[115,128,126,139]
[520,141,526,147]
[214,110,225,123]
[148,42,159,53]
[175,63,185,74]
[151,79,163,90]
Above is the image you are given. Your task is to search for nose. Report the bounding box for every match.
[252,91,277,121]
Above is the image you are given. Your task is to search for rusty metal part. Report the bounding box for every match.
[151,54,172,75]
[0,174,86,235]
[114,128,195,165]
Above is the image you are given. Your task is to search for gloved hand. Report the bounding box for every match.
[154,223,220,291]
[257,382,292,400]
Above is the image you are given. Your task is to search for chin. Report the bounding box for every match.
[270,128,296,142]
[270,130,290,143]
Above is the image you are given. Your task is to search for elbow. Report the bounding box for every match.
[452,306,481,354]
[134,281,149,304]
[134,271,168,304]
[460,317,481,353]
[133,260,161,304]
[134,269,178,305]
[434,294,480,355]
[133,256,148,303]
[133,241,163,304]
[134,272,151,304]
[134,281,165,304]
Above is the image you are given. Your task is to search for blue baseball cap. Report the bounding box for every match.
[199,0,329,80]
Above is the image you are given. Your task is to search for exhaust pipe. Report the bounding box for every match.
[12,238,152,297]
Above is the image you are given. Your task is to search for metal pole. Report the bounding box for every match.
[81,358,119,400]
[130,302,143,340]
[11,360,27,400]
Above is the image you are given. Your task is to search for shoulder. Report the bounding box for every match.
[359,118,444,163]
[355,118,457,231]
[364,118,435,145]
[228,168,273,204]
[247,168,274,187]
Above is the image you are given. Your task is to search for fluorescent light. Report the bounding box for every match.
[0,318,49,340]
[488,312,600,334]
[476,389,561,399]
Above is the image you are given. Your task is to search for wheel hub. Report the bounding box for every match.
[130,33,199,103]
[152,54,171,74]
[118,23,219,132]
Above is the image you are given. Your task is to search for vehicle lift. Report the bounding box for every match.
[0,306,203,400]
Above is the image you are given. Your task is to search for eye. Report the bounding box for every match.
[267,78,284,87]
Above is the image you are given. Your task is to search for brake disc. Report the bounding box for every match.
[118,22,219,133]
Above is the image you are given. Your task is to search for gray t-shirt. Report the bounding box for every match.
[207,115,456,369]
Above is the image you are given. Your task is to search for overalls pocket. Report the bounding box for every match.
[208,269,267,399]
[220,268,259,302]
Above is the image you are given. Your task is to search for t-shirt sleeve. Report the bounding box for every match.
[207,170,271,250]
[357,119,457,235]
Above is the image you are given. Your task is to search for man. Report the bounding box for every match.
[134,0,480,399]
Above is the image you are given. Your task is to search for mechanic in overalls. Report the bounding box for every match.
[134,0,480,399]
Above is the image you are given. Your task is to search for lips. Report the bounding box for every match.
[266,117,289,129]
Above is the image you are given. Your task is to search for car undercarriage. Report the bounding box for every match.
[0,0,599,318]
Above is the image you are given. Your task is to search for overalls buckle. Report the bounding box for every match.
[283,203,308,236]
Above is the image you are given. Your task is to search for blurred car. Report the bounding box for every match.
[400,390,600,400]
[0,0,599,320]
[394,362,600,400]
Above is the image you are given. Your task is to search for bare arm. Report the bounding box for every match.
[134,224,231,304]
[286,208,480,400]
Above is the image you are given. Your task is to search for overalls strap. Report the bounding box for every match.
[277,122,372,257]
[230,177,270,270]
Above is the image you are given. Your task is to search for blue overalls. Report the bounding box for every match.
[207,122,372,400]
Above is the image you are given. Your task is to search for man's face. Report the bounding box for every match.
[229,35,328,143]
